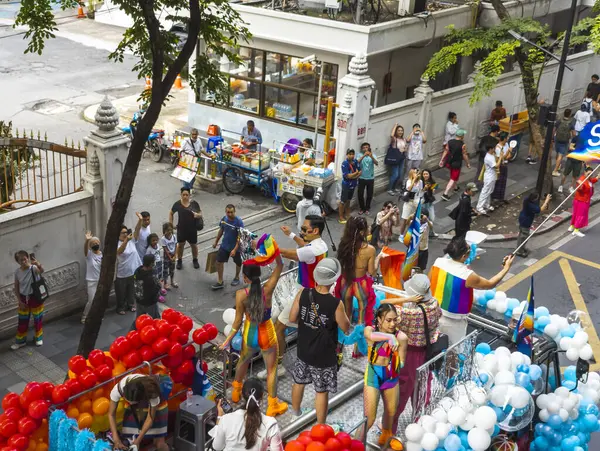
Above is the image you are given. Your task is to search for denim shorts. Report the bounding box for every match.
[555,141,568,155]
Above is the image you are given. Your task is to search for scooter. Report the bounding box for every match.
[121,109,168,163]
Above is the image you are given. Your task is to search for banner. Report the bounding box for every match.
[568,120,600,163]
[401,200,422,281]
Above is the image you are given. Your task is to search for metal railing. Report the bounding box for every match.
[0,133,86,211]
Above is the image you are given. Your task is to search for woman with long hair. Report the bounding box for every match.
[491,132,512,206]
[398,168,424,236]
[421,169,437,225]
[387,124,407,195]
[374,201,399,249]
[357,304,407,446]
[219,253,287,417]
[335,216,376,356]
[569,166,598,237]
[108,374,171,450]
[212,378,284,451]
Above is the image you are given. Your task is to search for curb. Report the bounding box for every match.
[436,196,600,242]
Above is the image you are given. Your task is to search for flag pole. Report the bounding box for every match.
[513,163,600,255]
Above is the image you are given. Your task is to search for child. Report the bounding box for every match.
[132,254,162,330]
[159,222,177,289]
[12,250,45,350]
[145,233,166,300]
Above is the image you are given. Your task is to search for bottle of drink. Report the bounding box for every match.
[186,388,193,407]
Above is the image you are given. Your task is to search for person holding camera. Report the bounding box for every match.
[406,123,427,174]
[83,231,102,324]
[399,168,423,236]
[296,186,322,232]
[374,201,399,249]
[339,149,361,224]
[12,250,45,350]
[116,225,142,315]
[357,142,378,215]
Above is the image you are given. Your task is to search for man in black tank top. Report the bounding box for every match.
[288,258,350,424]
[440,129,470,201]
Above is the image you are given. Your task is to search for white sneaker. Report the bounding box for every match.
[257,366,287,380]
[35,340,43,347]
[569,187,576,194]
[557,186,563,193]
[568,225,574,232]
[573,230,585,237]
[10,343,25,351]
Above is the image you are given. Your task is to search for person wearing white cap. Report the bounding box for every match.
[288,258,350,424]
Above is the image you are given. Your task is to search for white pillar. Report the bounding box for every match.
[83,150,104,238]
[413,76,434,160]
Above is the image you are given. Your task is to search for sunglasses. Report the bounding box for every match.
[301,226,310,233]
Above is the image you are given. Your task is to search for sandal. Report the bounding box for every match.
[171,282,179,288]
[130,306,137,312]
[117,311,126,315]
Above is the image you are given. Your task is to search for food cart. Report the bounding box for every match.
[499,110,529,161]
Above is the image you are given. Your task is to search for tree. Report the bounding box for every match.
[15,0,250,356]
[422,0,598,192]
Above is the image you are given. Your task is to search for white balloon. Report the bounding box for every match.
[439,397,455,411]
[566,347,580,361]
[490,385,510,407]
[522,355,531,366]
[434,423,451,441]
[487,299,497,310]
[405,423,425,443]
[579,344,593,360]
[457,395,474,413]
[559,408,569,422]
[495,370,516,386]
[572,331,589,348]
[420,433,439,451]
[482,354,499,374]
[544,324,559,338]
[509,386,531,409]
[547,401,561,414]
[560,337,572,351]
[555,387,570,399]
[495,346,511,358]
[562,397,577,412]
[495,291,507,302]
[512,307,523,319]
[461,414,476,431]
[222,308,236,325]
[510,352,525,369]
[497,355,512,372]
[431,408,448,424]
[539,408,550,422]
[419,415,437,433]
[588,379,600,391]
[448,406,467,426]
[406,441,423,451]
[474,406,497,430]
[496,301,508,314]
[588,372,600,382]
[571,409,580,420]
[471,388,488,406]
[537,394,549,410]
[224,324,233,336]
[557,317,569,330]
[467,427,492,451]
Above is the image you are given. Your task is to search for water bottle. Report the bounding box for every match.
[186,388,193,407]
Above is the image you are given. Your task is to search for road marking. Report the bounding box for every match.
[559,258,600,371]
[549,215,600,250]
[523,258,538,267]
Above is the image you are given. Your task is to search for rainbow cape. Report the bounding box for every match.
[243,234,279,266]
[430,258,474,315]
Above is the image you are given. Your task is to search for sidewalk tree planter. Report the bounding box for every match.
[15,0,250,356]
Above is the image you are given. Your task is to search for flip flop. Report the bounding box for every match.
[172,282,179,288]
[130,306,137,312]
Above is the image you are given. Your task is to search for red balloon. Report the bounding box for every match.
[306,443,326,451]
[78,369,98,390]
[349,440,364,451]
[152,337,171,356]
[27,400,48,421]
[104,355,115,370]
[0,419,17,439]
[2,409,21,424]
[139,345,155,361]
[325,438,342,451]
[158,322,175,338]
[87,349,106,368]
[335,432,352,449]
[162,353,182,369]
[285,440,306,451]
[192,329,208,346]
[297,435,313,447]
[51,385,70,405]
[182,344,196,360]
[68,356,87,375]
[311,424,335,444]
[64,378,82,397]
[0,447,18,451]
[23,383,44,402]
[140,325,158,345]
[95,364,112,382]
[170,327,188,345]
[7,434,27,451]
[18,394,29,411]
[168,343,183,358]
[162,308,176,323]
[135,314,154,331]
[1,394,20,412]
[204,323,219,340]
[125,330,142,350]
[180,317,194,334]
[40,382,54,401]
[169,311,183,325]
[179,360,194,375]
[17,417,37,437]
[122,350,142,369]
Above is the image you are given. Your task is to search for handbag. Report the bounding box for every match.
[384,140,405,166]
[30,266,49,303]
[401,190,415,203]
[196,215,204,231]
[310,289,344,371]
[417,303,448,367]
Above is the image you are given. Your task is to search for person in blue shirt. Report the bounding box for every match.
[241,120,263,151]
[357,142,378,215]
[515,193,551,257]
[212,204,244,289]
[339,148,361,224]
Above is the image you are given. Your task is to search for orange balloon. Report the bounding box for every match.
[66,405,80,419]
[92,397,110,416]
[112,362,126,377]
[77,399,92,413]
[91,387,105,400]
[77,413,93,430]
[35,443,48,451]
[67,370,76,379]
[27,439,37,451]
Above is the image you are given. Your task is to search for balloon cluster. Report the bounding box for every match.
[531,370,600,451]
[222,308,243,351]
[284,425,365,451]
[0,309,218,450]
[474,290,523,318]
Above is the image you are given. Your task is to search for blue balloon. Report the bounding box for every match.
[458,430,469,448]
[480,373,490,384]
[476,295,488,307]
[551,432,563,446]
[507,298,520,309]
[574,447,585,451]
[485,289,496,300]
[582,414,598,432]
[563,380,577,391]
[476,343,492,355]
[537,316,551,330]
[561,437,577,451]
[530,365,543,381]
[517,364,530,373]
[444,434,462,451]
[376,290,386,302]
[493,405,507,422]
[536,306,550,318]
[576,432,587,445]
[543,424,555,437]
[231,335,242,351]
[535,437,550,448]
[536,423,546,436]
[491,424,500,437]
[516,372,532,387]
[549,414,564,430]
[561,326,576,338]
[583,404,599,416]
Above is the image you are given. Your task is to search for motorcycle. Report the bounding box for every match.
[121,109,168,163]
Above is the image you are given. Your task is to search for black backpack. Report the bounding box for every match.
[370,216,380,246]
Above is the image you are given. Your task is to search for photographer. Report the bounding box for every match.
[406,123,427,174]
[374,201,399,249]
[116,225,142,315]
[296,186,322,232]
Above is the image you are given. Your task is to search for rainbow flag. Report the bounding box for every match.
[568,121,600,163]
[513,277,535,357]
[401,200,422,281]
[429,258,474,315]
[243,234,279,266]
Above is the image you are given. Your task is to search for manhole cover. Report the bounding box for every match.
[30,99,74,115]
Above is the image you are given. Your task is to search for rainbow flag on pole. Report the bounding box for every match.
[568,120,600,163]
[243,234,279,266]
[401,200,422,281]
[513,277,535,357]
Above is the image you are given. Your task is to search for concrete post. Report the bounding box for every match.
[333,93,354,178]
[83,96,133,237]
[413,76,434,160]
[83,150,104,238]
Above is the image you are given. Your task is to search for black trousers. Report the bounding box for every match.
[358,178,374,211]
[455,223,470,239]
[418,249,429,271]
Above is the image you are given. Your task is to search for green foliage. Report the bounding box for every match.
[470,41,521,105]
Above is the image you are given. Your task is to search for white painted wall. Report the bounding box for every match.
[479,0,580,27]
[0,192,94,339]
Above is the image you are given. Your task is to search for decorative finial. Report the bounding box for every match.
[344,92,352,109]
[94,96,120,132]
[348,53,368,76]
[419,76,430,89]
[88,150,101,177]
[15,129,19,138]
[44,132,47,141]
[37,130,40,140]
[30,129,33,139]
[65,137,68,146]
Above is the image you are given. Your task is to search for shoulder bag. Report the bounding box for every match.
[384,138,405,166]
[191,202,204,231]
[309,289,343,371]
[416,303,448,370]
[30,266,49,303]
